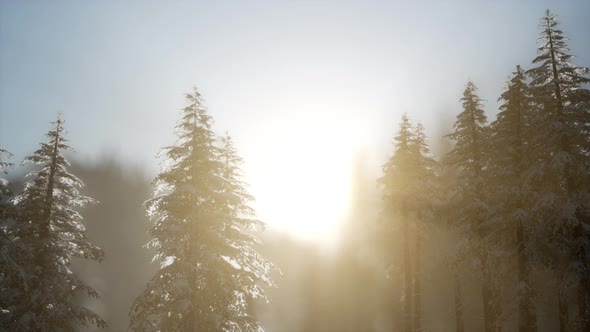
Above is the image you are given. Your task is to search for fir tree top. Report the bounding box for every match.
[527,9,590,116]
[380,114,438,213]
[490,65,532,180]
[131,88,275,332]
[0,148,13,199]
[0,148,13,173]
[526,10,590,193]
[8,114,105,330]
[445,81,489,179]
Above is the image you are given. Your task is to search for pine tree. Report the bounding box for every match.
[0,147,14,280]
[218,132,276,331]
[445,81,489,179]
[0,148,13,213]
[0,148,12,173]
[438,161,465,332]
[452,263,464,332]
[379,113,415,332]
[379,115,438,332]
[8,115,105,330]
[130,88,275,332]
[445,81,496,332]
[410,123,438,332]
[0,148,24,327]
[489,66,537,332]
[526,10,590,331]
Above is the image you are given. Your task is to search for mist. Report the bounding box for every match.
[2,1,590,332]
[61,145,566,331]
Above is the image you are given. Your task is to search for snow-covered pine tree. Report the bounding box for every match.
[445,81,489,179]
[437,159,465,332]
[489,65,537,332]
[379,113,415,332]
[0,147,14,275]
[0,147,24,327]
[379,115,439,332]
[0,148,13,212]
[0,148,12,172]
[434,135,468,332]
[7,114,105,331]
[217,132,276,331]
[409,122,438,332]
[444,81,496,332]
[525,10,590,331]
[129,88,275,332]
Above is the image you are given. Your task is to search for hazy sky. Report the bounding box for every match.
[1,0,589,242]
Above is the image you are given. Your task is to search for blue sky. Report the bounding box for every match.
[1,0,589,164]
[1,0,589,240]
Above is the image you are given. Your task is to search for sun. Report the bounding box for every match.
[245,105,367,245]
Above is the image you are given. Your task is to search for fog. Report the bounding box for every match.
[2,1,590,332]
[64,149,560,331]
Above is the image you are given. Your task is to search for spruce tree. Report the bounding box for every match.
[445,81,496,332]
[379,113,415,332]
[489,66,537,332]
[409,123,438,332]
[0,148,12,174]
[526,10,590,331]
[379,115,438,332]
[0,147,13,272]
[0,148,24,327]
[218,132,276,331]
[130,88,275,332]
[8,115,105,330]
[436,144,466,332]
[0,148,13,213]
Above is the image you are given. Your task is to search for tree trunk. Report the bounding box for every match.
[402,210,413,332]
[492,282,502,332]
[30,118,62,324]
[575,222,590,331]
[548,23,579,332]
[559,290,568,332]
[454,270,465,332]
[40,121,61,240]
[578,282,589,332]
[187,205,199,331]
[413,227,422,332]
[517,221,537,332]
[481,251,494,332]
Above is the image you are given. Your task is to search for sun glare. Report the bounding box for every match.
[247,105,367,245]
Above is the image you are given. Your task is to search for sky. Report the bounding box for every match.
[1,0,589,243]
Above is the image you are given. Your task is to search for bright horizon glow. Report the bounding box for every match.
[2,1,589,246]
[246,103,368,244]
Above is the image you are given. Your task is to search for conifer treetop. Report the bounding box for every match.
[0,148,13,173]
[7,114,105,330]
[131,88,275,332]
[0,148,13,198]
[528,10,590,100]
[445,81,489,179]
[490,65,532,178]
